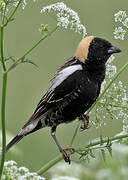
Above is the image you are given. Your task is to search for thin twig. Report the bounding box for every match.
[7,26,59,72]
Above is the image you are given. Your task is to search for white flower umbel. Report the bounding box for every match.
[92,55,128,128]
[13,0,37,10]
[122,17,128,28]
[114,10,128,40]
[114,11,127,23]
[0,1,9,15]
[113,27,126,40]
[40,2,87,38]
[2,160,45,180]
[0,0,38,14]
[49,162,86,180]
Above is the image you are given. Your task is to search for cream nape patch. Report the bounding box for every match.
[75,36,94,62]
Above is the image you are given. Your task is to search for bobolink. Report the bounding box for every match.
[6,36,121,163]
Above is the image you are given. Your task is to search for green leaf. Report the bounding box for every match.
[100,134,103,146]
[21,57,39,68]
[101,149,106,162]
[89,149,96,159]
[107,145,112,157]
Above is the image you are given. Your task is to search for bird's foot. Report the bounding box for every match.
[60,147,75,164]
[79,114,90,130]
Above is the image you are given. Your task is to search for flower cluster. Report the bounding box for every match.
[49,162,85,180]
[2,160,45,180]
[40,2,87,38]
[92,55,128,129]
[0,0,37,15]
[114,10,128,40]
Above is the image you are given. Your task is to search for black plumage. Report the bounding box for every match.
[6,36,121,163]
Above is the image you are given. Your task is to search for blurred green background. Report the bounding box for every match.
[0,0,128,175]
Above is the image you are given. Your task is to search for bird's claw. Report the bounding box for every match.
[60,149,71,164]
[79,114,90,131]
[60,148,75,164]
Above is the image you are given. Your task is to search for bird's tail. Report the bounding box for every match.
[6,119,44,152]
[6,134,24,152]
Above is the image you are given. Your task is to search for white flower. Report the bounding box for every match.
[114,11,127,22]
[57,17,70,28]
[113,26,126,40]
[0,0,38,13]
[93,54,128,128]
[0,2,9,15]
[2,160,45,180]
[4,160,17,167]
[40,2,87,38]
[122,17,128,28]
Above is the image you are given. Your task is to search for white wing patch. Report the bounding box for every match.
[48,64,83,92]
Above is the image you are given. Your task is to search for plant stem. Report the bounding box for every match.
[98,101,128,109]
[37,132,128,175]
[7,26,59,72]
[0,72,7,179]
[37,155,62,175]
[3,0,23,27]
[70,121,81,147]
[70,61,128,146]
[0,26,6,71]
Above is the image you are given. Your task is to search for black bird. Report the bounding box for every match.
[6,36,121,163]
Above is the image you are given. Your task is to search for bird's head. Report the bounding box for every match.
[75,36,121,64]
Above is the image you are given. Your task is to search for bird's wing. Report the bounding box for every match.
[28,57,83,122]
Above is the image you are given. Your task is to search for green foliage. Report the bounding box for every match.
[48,143,128,180]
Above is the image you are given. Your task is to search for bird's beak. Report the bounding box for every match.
[108,45,121,54]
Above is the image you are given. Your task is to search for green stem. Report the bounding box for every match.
[0,72,7,179]
[98,101,128,109]
[70,61,128,146]
[0,26,6,71]
[7,26,59,72]
[70,121,81,147]
[37,132,128,175]
[37,155,62,175]
[3,0,23,27]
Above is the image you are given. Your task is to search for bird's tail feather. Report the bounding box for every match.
[6,135,24,152]
[6,120,44,152]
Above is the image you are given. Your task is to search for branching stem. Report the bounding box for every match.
[7,26,59,72]
[37,132,128,175]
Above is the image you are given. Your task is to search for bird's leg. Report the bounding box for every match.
[79,114,90,130]
[51,127,74,164]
